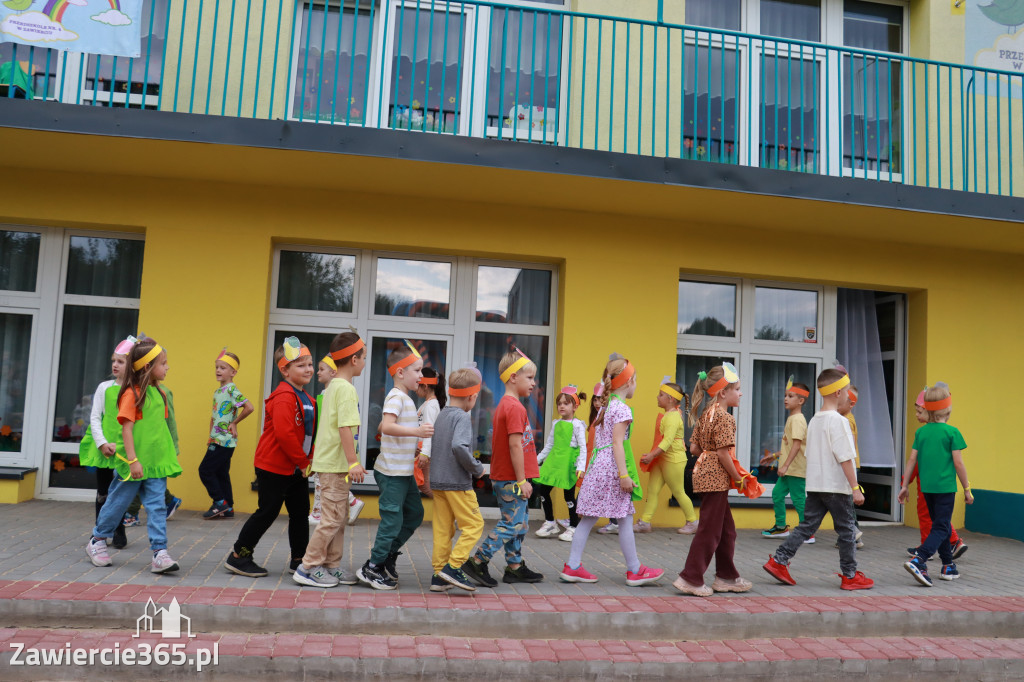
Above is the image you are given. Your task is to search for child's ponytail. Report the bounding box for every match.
[687,366,724,427]
[422,367,447,409]
[118,337,161,412]
[595,359,628,427]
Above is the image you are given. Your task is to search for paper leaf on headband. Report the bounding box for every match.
[283,336,302,362]
[404,340,422,359]
[722,362,740,383]
[933,381,949,391]
[562,385,578,395]
[463,362,482,381]
[608,352,624,362]
[834,363,848,375]
[114,335,137,355]
[593,382,604,396]
[786,375,794,392]
[662,375,673,384]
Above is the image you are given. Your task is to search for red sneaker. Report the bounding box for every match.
[763,556,796,585]
[559,563,598,583]
[839,571,874,590]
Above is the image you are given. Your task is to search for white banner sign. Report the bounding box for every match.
[1,0,143,58]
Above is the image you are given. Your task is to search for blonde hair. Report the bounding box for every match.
[594,358,630,427]
[448,368,481,390]
[817,368,847,391]
[498,351,536,381]
[924,383,952,422]
[688,365,725,427]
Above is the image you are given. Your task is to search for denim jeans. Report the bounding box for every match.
[774,491,859,578]
[93,476,168,551]
[475,480,529,566]
[918,492,955,564]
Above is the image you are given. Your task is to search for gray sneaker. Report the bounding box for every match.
[292,565,340,588]
[328,566,358,585]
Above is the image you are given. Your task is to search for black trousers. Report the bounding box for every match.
[233,467,309,559]
[535,483,580,527]
[199,443,236,505]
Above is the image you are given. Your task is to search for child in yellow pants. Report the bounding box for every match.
[636,380,698,534]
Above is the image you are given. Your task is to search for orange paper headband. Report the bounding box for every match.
[277,346,311,371]
[330,338,365,361]
[849,392,858,406]
[419,377,438,385]
[388,341,422,377]
[924,395,952,411]
[448,383,481,397]
[217,349,239,371]
[133,344,163,371]
[787,386,809,398]
[609,362,635,390]
[560,385,581,408]
[707,377,729,396]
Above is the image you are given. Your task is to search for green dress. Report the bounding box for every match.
[615,398,643,503]
[534,420,580,489]
[79,382,121,469]
[113,385,182,481]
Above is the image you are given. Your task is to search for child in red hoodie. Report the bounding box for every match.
[225,337,316,578]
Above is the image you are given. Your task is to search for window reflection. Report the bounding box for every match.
[0,313,32,453]
[277,251,356,313]
[0,230,40,292]
[683,43,739,163]
[65,237,144,298]
[678,280,736,336]
[686,0,741,30]
[293,3,373,123]
[760,0,820,41]
[476,266,551,325]
[749,359,816,484]
[754,287,817,342]
[761,56,820,172]
[374,258,451,319]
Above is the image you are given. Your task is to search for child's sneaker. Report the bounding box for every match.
[85,537,112,567]
[906,547,919,559]
[462,558,498,588]
[677,521,699,534]
[307,512,321,525]
[224,549,268,577]
[951,539,968,560]
[904,557,933,586]
[939,563,960,581]
[839,571,874,590]
[557,518,571,529]
[328,566,358,585]
[711,576,753,593]
[596,521,618,534]
[761,525,790,538]
[292,565,340,588]
[382,551,401,581]
[559,563,598,583]
[151,549,180,574]
[356,560,397,591]
[557,525,576,542]
[122,513,140,528]
[165,496,182,520]
[535,520,560,537]
[430,574,453,592]
[348,496,365,525]
[803,536,816,544]
[626,565,665,587]
[203,500,231,519]
[503,562,544,584]
[763,556,796,585]
[439,564,477,591]
[672,577,713,597]
[222,509,234,518]
[633,520,653,533]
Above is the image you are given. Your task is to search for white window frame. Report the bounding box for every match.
[271,244,362,322]
[368,251,459,327]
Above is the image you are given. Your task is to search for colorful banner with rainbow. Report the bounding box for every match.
[1,0,143,59]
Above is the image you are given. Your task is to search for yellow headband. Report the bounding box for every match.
[321,355,337,371]
[133,344,163,370]
[499,356,531,383]
[660,384,682,401]
[217,350,239,371]
[818,374,850,395]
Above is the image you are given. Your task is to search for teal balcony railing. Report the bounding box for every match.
[3,0,1022,197]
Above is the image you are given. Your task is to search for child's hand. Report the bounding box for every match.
[759,452,777,467]
[639,452,654,465]
[100,443,116,457]
[348,463,366,484]
[897,485,909,504]
[778,464,788,477]
[853,489,865,506]
[619,476,634,493]
[129,460,144,480]
[965,489,974,505]
[229,422,238,438]
[516,480,533,499]
[416,454,430,469]
[417,424,434,438]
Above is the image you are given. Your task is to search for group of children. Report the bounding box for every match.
[80,331,973,595]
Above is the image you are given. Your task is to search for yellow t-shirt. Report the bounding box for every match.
[780,412,808,478]
[311,377,360,473]
[657,409,687,463]
[846,413,860,468]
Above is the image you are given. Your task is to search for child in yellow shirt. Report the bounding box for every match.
[636,379,697,534]
[762,380,809,540]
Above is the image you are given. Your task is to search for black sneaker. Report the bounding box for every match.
[503,562,544,584]
[440,564,477,592]
[382,551,401,581]
[203,500,231,519]
[111,523,127,550]
[429,574,453,592]
[462,557,498,588]
[356,560,397,591]
[904,557,933,587]
[951,539,968,560]
[906,547,920,559]
[225,549,268,577]
[288,558,301,574]
[222,509,234,518]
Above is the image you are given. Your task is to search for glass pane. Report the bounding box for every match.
[65,236,145,298]
[0,313,32,452]
[476,266,551,325]
[0,43,59,100]
[473,332,548,506]
[364,337,447,473]
[374,258,451,319]
[685,0,741,30]
[292,4,373,123]
[875,298,896,352]
[754,287,818,343]
[388,7,466,133]
[486,8,563,141]
[50,305,139,489]
[749,359,817,485]
[0,230,40,292]
[760,0,820,41]
[683,43,739,163]
[277,251,355,313]
[678,280,736,336]
[842,56,901,173]
[675,353,734,446]
[83,0,167,108]
[844,0,902,52]
[760,56,819,172]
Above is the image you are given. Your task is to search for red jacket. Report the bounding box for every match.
[253,382,316,476]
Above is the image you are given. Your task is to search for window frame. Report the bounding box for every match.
[677,274,743,344]
[368,251,459,326]
[270,244,362,321]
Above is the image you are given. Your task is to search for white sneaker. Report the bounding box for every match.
[293,565,340,588]
[558,526,576,542]
[85,537,111,567]
[348,497,365,526]
[151,549,180,573]
[597,522,619,535]
[535,520,560,538]
[557,518,571,529]
[803,536,816,545]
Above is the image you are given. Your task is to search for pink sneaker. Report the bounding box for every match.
[625,565,664,586]
[85,537,111,567]
[151,549,180,574]
[559,563,598,583]
[677,520,699,534]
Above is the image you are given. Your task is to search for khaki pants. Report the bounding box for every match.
[301,472,350,569]
[431,489,484,573]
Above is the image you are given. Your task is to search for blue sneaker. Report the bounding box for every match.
[166,496,182,520]
[904,557,932,586]
[940,563,960,581]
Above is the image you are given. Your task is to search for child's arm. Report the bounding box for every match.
[897,449,919,504]
[613,422,634,493]
[952,450,973,504]
[340,425,365,483]
[715,446,743,483]
[121,422,144,480]
[453,415,484,477]
[380,413,433,438]
[573,420,588,476]
[229,400,255,439]
[536,421,557,464]
[642,414,677,464]
[416,401,439,468]
[840,459,865,505]
[778,439,803,477]
[508,433,531,499]
[270,397,313,472]
[91,383,116,456]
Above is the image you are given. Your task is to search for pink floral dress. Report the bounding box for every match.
[576,399,635,519]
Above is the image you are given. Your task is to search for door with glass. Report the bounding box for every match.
[0,310,37,465]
